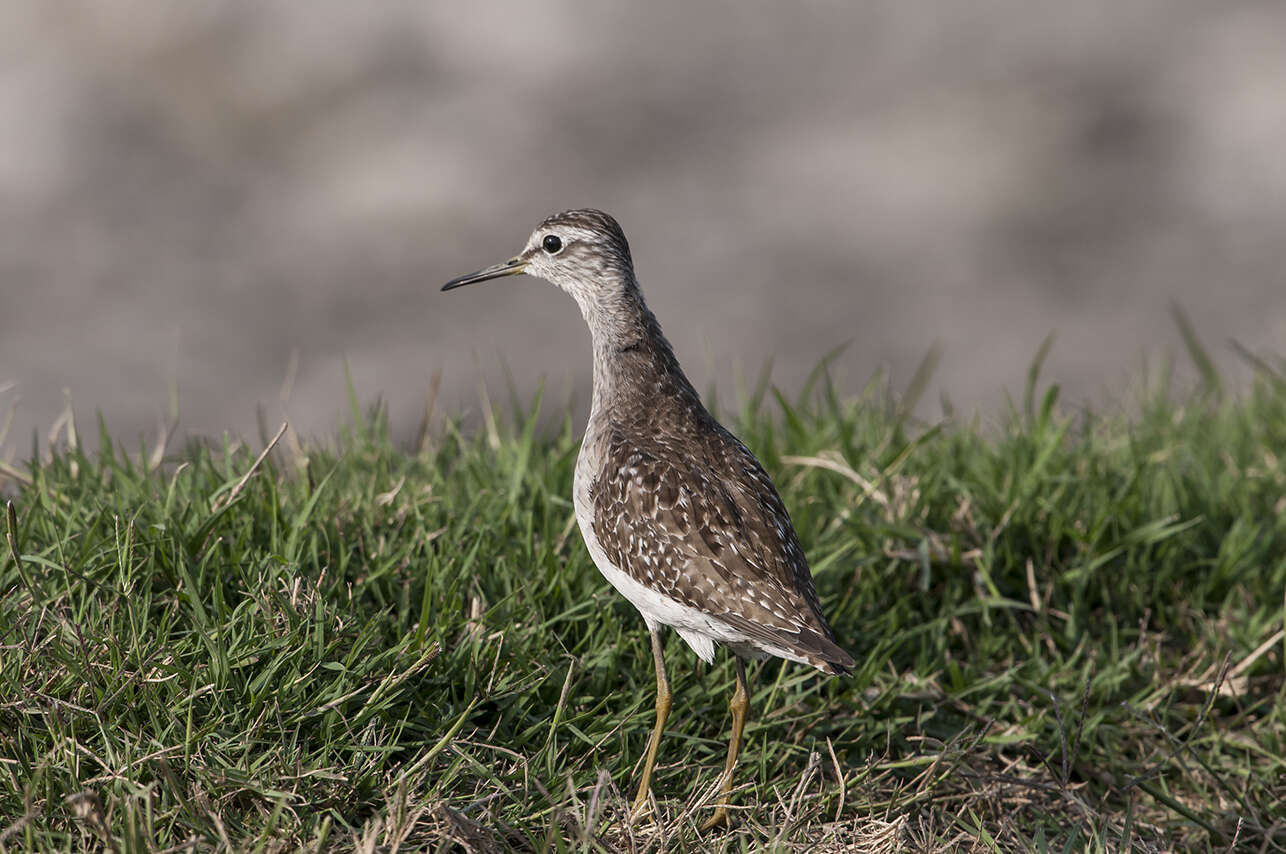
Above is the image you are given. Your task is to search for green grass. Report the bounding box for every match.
[1,357,1284,852]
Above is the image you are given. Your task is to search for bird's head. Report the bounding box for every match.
[442,209,636,312]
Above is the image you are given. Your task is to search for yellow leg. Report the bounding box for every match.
[701,658,749,831]
[630,630,672,822]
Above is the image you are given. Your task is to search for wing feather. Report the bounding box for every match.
[591,426,853,673]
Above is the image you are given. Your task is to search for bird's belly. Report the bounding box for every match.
[571,506,749,663]
[574,439,762,662]
[572,449,804,666]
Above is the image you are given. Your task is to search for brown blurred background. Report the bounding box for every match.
[3,1,1284,457]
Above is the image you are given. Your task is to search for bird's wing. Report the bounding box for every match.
[592,427,852,671]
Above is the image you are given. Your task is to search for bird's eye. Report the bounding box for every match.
[542,234,563,254]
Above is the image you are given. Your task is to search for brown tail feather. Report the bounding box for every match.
[800,630,854,675]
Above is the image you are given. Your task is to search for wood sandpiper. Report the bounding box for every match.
[443,209,853,830]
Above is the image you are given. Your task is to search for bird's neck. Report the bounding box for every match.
[582,279,702,422]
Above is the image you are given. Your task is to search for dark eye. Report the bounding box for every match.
[542,234,563,253]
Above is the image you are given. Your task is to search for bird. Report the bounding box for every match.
[442,209,853,830]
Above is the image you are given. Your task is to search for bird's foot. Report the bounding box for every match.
[699,804,732,832]
[629,791,656,825]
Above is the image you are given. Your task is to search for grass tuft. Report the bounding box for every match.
[1,362,1284,852]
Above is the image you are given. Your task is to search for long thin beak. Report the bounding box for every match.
[441,257,527,291]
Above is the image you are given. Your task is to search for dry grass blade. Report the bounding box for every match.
[417,368,444,455]
[782,451,889,507]
[826,738,845,823]
[212,420,287,509]
[0,459,31,487]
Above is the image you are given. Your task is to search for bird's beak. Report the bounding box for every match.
[441,257,527,291]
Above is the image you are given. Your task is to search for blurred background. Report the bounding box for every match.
[2,1,1285,458]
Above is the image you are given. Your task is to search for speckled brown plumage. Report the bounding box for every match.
[584,316,853,674]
